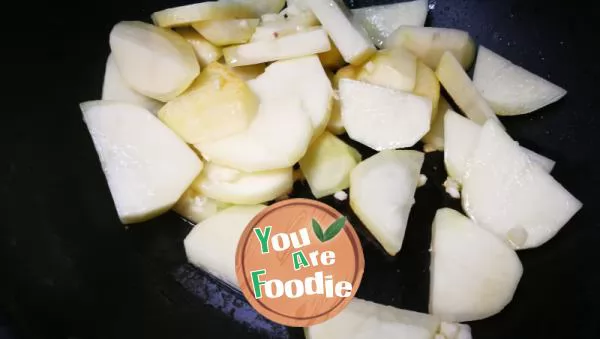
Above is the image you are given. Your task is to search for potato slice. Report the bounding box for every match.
[220,0,285,16]
[184,205,266,289]
[191,162,293,204]
[436,52,501,126]
[250,10,319,41]
[357,47,417,92]
[462,120,582,249]
[350,150,424,255]
[195,59,319,172]
[340,79,432,150]
[109,21,199,102]
[305,0,376,65]
[227,63,266,80]
[352,0,429,47]
[326,65,359,135]
[80,101,202,224]
[101,54,162,114]
[152,2,255,28]
[158,62,258,144]
[249,55,333,140]
[444,110,555,183]
[422,97,450,152]
[306,298,440,339]
[175,28,222,67]
[192,19,259,46]
[173,188,230,224]
[299,132,361,198]
[430,208,523,322]
[473,45,567,116]
[413,61,440,121]
[223,28,331,66]
[385,26,475,69]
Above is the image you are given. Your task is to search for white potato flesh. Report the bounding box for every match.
[352,0,429,47]
[80,101,202,224]
[385,26,475,70]
[191,162,293,204]
[227,63,266,80]
[151,2,256,27]
[299,132,361,198]
[444,110,482,183]
[250,10,319,41]
[101,54,162,114]
[220,0,285,16]
[520,147,555,172]
[462,120,582,249]
[192,19,259,46]
[422,97,451,152]
[340,79,432,150]
[436,52,501,126]
[430,208,523,322]
[445,110,556,182]
[357,47,418,92]
[223,28,331,66]
[327,65,359,135]
[305,0,376,65]
[350,150,424,255]
[157,62,259,144]
[109,21,199,102]
[175,28,223,67]
[473,45,567,116]
[413,61,440,120]
[173,188,229,224]
[306,298,440,339]
[195,61,319,172]
[250,56,333,140]
[184,205,265,288]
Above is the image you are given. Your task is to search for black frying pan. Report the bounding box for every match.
[1,0,599,338]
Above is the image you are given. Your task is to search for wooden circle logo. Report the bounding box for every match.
[235,198,364,327]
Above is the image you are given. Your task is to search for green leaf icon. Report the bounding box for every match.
[312,218,325,242]
[323,216,347,241]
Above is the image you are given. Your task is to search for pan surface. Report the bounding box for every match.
[1,0,599,338]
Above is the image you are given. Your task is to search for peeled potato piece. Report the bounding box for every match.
[80,101,202,224]
[350,150,424,255]
[413,61,440,121]
[173,188,230,224]
[357,47,418,92]
[191,162,293,204]
[462,120,582,249]
[109,21,199,102]
[250,10,319,41]
[385,26,476,70]
[422,97,451,152]
[299,132,361,198]
[352,0,429,47]
[184,205,266,289]
[101,54,162,114]
[227,63,266,80]
[340,79,432,150]
[152,2,256,28]
[305,0,376,65]
[223,28,331,67]
[327,65,359,135]
[306,298,441,339]
[192,19,259,46]
[436,52,501,126]
[220,0,285,16]
[175,28,222,67]
[158,62,259,144]
[430,208,523,322]
[249,55,333,140]
[195,58,324,172]
[444,110,556,183]
[473,45,567,116]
